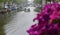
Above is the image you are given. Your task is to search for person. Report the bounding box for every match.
[25,8,26,12]
[28,8,30,12]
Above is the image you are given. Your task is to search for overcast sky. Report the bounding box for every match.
[28,0,32,1]
[28,0,34,3]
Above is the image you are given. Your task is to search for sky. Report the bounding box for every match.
[27,0,33,4]
[28,0,34,2]
[28,0,32,1]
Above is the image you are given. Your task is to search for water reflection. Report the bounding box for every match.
[4,7,37,35]
[0,11,17,35]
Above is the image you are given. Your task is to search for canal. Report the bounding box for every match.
[4,7,37,35]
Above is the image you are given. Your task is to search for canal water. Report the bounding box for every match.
[4,7,37,35]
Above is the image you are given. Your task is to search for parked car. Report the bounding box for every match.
[0,8,11,14]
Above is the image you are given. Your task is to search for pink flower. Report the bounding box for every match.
[27,2,60,35]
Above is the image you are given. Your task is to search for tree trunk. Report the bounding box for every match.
[4,2,6,8]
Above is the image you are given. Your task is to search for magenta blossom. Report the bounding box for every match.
[27,3,60,35]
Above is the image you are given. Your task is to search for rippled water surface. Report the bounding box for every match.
[4,7,37,35]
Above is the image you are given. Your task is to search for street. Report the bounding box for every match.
[4,7,37,35]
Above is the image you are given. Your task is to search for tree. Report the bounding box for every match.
[34,0,43,12]
[16,0,27,4]
[0,0,10,3]
[0,0,10,8]
[34,0,42,4]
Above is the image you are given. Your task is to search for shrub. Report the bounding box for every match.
[34,7,42,12]
[27,2,60,35]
